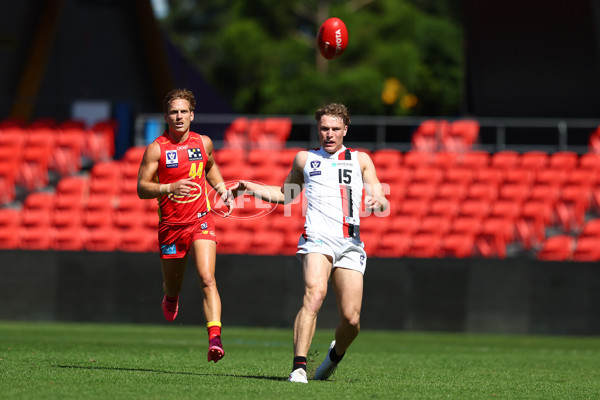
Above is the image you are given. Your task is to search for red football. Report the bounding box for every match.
[317,17,348,60]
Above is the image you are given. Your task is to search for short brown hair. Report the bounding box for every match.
[163,88,196,114]
[314,103,351,126]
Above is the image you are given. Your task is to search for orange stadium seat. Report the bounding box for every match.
[537,235,574,261]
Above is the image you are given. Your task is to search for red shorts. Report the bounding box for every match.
[158,214,217,259]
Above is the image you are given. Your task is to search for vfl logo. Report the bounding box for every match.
[166,150,178,168]
[309,160,321,177]
[187,148,203,161]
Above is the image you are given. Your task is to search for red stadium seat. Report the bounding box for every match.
[548,151,578,171]
[250,117,291,149]
[440,233,475,258]
[0,208,21,249]
[579,218,600,239]
[556,185,591,232]
[52,208,83,230]
[535,169,568,187]
[490,150,520,170]
[432,151,458,168]
[498,183,530,204]
[411,166,444,184]
[375,233,411,257]
[85,226,121,251]
[435,182,468,202]
[579,153,600,171]
[52,226,86,251]
[516,200,553,250]
[372,149,402,171]
[475,217,513,259]
[223,117,251,149]
[428,198,461,219]
[537,235,574,261]
[387,214,421,235]
[449,216,482,237]
[459,199,491,220]
[442,119,479,152]
[121,146,147,166]
[397,199,429,218]
[444,167,474,186]
[411,119,449,152]
[403,151,435,168]
[405,182,437,201]
[519,151,549,172]
[455,150,490,169]
[119,227,156,252]
[406,233,442,258]
[503,168,535,186]
[23,191,55,212]
[214,148,245,167]
[466,183,498,203]
[417,215,451,236]
[248,233,286,255]
[217,229,253,254]
[572,237,600,261]
[473,168,504,186]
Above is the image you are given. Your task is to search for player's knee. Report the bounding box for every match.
[342,311,361,330]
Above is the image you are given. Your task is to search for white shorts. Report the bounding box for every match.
[296,234,367,275]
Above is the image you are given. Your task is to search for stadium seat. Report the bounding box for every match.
[444,167,474,186]
[435,182,468,202]
[223,117,251,149]
[23,191,55,212]
[548,151,578,171]
[455,150,490,169]
[405,182,437,201]
[579,153,600,171]
[85,226,121,251]
[442,119,479,153]
[519,151,549,172]
[83,208,114,230]
[396,199,429,219]
[214,148,245,167]
[428,198,461,219]
[0,208,21,249]
[489,200,521,222]
[387,214,421,235]
[473,168,503,187]
[121,146,146,166]
[411,166,444,184]
[475,218,513,259]
[375,233,411,257]
[466,182,498,203]
[459,199,491,220]
[119,227,156,252]
[85,120,117,161]
[537,235,574,261]
[411,119,449,152]
[52,226,86,251]
[588,126,600,153]
[248,233,286,255]
[52,207,83,230]
[53,130,84,175]
[17,147,50,190]
[440,233,475,258]
[217,229,253,254]
[572,237,600,261]
[432,151,459,168]
[498,183,530,204]
[555,185,591,232]
[372,149,402,171]
[403,151,435,168]
[579,218,600,239]
[528,184,560,207]
[250,117,292,149]
[406,233,442,258]
[503,168,535,186]
[247,148,277,167]
[18,225,52,250]
[449,216,482,237]
[490,150,520,170]
[418,215,451,236]
[535,169,568,187]
[516,200,553,249]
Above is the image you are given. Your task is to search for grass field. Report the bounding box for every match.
[1,321,599,399]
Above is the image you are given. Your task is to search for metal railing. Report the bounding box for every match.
[134,113,600,154]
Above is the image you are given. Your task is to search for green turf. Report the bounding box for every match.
[1,321,599,399]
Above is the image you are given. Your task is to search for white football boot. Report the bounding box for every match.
[288,368,308,383]
[313,340,338,380]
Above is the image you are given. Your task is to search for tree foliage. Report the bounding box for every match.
[161,0,463,116]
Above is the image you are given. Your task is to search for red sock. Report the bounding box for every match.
[207,321,221,341]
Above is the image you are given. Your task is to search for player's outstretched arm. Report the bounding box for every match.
[231,151,307,204]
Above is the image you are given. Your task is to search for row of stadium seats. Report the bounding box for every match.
[0,118,116,204]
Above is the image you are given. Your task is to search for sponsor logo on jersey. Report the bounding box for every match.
[166,150,178,168]
[331,161,353,167]
[187,148,203,161]
[161,244,176,255]
[201,222,208,230]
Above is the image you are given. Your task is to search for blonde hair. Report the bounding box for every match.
[163,88,196,114]
[315,103,351,126]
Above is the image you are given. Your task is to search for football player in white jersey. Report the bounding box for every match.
[232,103,389,383]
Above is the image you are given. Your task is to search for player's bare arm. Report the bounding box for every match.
[137,141,194,199]
[359,151,389,212]
[231,151,307,204]
[201,135,234,216]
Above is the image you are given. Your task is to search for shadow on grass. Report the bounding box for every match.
[54,364,287,381]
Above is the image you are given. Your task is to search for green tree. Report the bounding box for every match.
[162,0,463,116]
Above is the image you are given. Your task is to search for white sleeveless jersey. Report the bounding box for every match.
[303,146,363,241]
